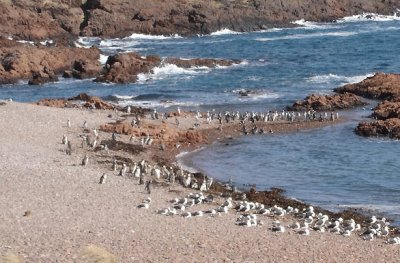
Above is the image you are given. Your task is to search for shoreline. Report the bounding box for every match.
[1,101,400,262]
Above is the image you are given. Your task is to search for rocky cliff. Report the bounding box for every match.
[0,0,399,41]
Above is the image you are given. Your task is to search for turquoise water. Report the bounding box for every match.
[1,14,400,222]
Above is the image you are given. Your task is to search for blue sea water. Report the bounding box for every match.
[2,14,400,222]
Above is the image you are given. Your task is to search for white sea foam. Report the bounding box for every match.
[126,33,182,40]
[76,37,100,48]
[115,98,201,108]
[338,12,400,23]
[307,73,373,84]
[292,19,339,30]
[137,63,211,83]
[98,54,109,65]
[210,28,242,36]
[232,89,280,100]
[255,31,356,41]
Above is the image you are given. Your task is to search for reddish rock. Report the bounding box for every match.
[65,59,102,79]
[68,93,115,110]
[36,98,73,108]
[95,52,161,83]
[79,0,400,38]
[164,58,240,68]
[373,100,400,120]
[0,1,399,40]
[335,73,400,101]
[28,67,59,85]
[355,118,400,139]
[287,93,367,111]
[0,45,100,84]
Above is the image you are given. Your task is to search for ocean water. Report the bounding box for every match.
[2,13,400,222]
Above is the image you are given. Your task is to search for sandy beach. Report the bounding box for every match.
[1,101,399,262]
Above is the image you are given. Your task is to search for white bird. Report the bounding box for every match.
[298,228,310,236]
[62,135,68,145]
[272,225,285,233]
[93,129,98,138]
[143,197,151,203]
[342,230,351,237]
[386,237,400,244]
[67,119,71,128]
[192,211,203,217]
[99,173,107,184]
[137,203,150,209]
[82,155,89,166]
[381,226,390,236]
[134,167,141,178]
[119,163,127,176]
[157,208,169,215]
[363,233,375,241]
[289,222,301,230]
[181,212,192,218]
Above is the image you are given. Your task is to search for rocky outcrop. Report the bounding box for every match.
[94,53,240,84]
[94,53,161,83]
[164,58,240,68]
[37,93,116,110]
[0,0,399,41]
[287,93,367,111]
[339,73,400,139]
[335,73,400,101]
[63,59,102,79]
[0,43,100,84]
[355,119,400,139]
[372,100,400,120]
[79,0,400,38]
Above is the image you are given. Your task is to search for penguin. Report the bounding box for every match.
[99,173,107,184]
[82,155,89,166]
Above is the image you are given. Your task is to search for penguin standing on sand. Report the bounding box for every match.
[99,173,107,184]
[82,154,89,166]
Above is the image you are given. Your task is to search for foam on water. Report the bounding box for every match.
[307,73,373,85]
[292,19,339,30]
[210,28,243,36]
[256,31,357,42]
[126,33,182,40]
[137,63,211,83]
[98,54,109,65]
[338,12,400,23]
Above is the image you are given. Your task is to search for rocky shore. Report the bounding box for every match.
[1,0,399,41]
[335,73,400,139]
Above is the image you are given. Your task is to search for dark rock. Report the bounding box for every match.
[287,93,367,111]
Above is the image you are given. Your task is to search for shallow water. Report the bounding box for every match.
[2,14,400,222]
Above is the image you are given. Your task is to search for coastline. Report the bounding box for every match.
[1,101,400,262]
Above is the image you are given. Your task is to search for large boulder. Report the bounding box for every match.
[335,73,400,101]
[372,100,400,120]
[63,59,102,79]
[287,93,367,111]
[0,44,100,84]
[355,118,400,139]
[94,52,161,83]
